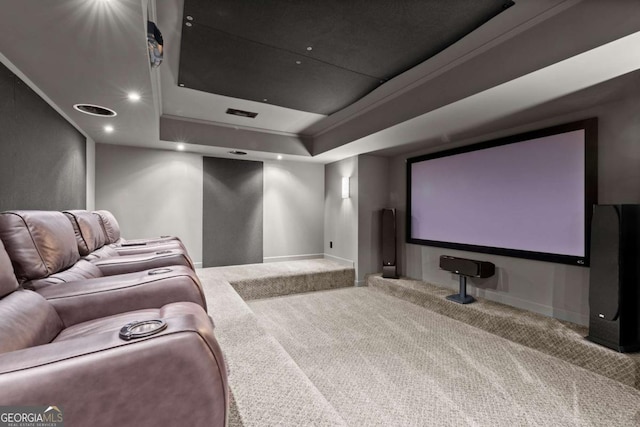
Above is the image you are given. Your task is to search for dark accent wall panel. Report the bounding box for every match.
[0,62,86,211]
[203,157,263,267]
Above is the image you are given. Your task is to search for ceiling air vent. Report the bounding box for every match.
[229,150,248,156]
[226,108,258,118]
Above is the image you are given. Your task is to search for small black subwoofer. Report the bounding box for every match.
[439,255,495,304]
[587,205,640,352]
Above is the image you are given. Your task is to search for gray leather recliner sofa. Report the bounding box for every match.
[0,211,207,321]
[0,210,196,284]
[0,238,228,426]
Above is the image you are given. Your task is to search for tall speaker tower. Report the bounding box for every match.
[381,208,398,279]
[587,204,640,352]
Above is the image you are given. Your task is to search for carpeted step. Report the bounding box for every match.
[367,274,640,389]
[210,259,355,300]
[197,268,347,427]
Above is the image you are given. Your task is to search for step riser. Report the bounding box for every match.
[232,270,355,300]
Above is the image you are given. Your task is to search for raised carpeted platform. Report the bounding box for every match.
[206,258,354,300]
[367,274,640,389]
[249,287,640,426]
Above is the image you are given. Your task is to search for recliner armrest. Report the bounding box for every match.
[0,308,228,427]
[92,250,194,275]
[37,266,207,326]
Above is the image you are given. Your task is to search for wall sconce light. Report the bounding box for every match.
[342,177,350,199]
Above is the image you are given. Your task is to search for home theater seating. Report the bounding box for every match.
[0,209,229,426]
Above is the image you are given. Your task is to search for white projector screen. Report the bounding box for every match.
[407,119,598,266]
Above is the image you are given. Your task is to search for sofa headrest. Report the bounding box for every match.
[92,210,121,244]
[0,239,19,298]
[63,210,106,256]
[0,211,80,283]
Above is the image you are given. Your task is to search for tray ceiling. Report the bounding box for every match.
[178,0,514,115]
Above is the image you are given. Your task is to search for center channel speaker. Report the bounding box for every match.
[439,256,495,278]
[587,204,640,352]
[439,255,495,304]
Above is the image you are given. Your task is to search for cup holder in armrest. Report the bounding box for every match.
[119,320,167,341]
[155,250,172,255]
[148,268,172,275]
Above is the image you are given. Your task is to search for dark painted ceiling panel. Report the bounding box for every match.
[179,0,514,114]
[178,23,381,115]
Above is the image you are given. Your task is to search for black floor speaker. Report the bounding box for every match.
[587,204,640,352]
[381,208,398,278]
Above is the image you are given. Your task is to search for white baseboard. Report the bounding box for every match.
[194,261,203,269]
[263,254,324,263]
[323,253,355,268]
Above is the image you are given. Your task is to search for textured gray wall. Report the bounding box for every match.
[203,157,263,267]
[0,62,85,211]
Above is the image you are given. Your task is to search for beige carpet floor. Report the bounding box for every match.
[249,287,640,426]
[198,268,347,426]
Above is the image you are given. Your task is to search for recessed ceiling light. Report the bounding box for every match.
[295,60,302,65]
[185,22,192,27]
[186,15,194,21]
[306,46,313,51]
[176,143,185,151]
[179,83,185,87]
[127,92,141,102]
[104,125,114,133]
[229,150,247,156]
[277,155,283,160]
[263,98,268,102]
[73,104,117,117]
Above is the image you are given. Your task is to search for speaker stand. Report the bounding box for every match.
[446,275,475,304]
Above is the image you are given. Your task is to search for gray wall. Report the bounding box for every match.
[95,144,325,266]
[387,89,640,326]
[324,157,358,276]
[263,161,324,261]
[95,144,204,265]
[357,155,390,284]
[203,157,263,267]
[0,62,86,211]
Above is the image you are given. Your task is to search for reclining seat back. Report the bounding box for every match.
[63,210,106,256]
[94,210,183,247]
[0,211,81,283]
[0,239,63,355]
[93,209,122,245]
[64,210,121,261]
[0,211,103,290]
